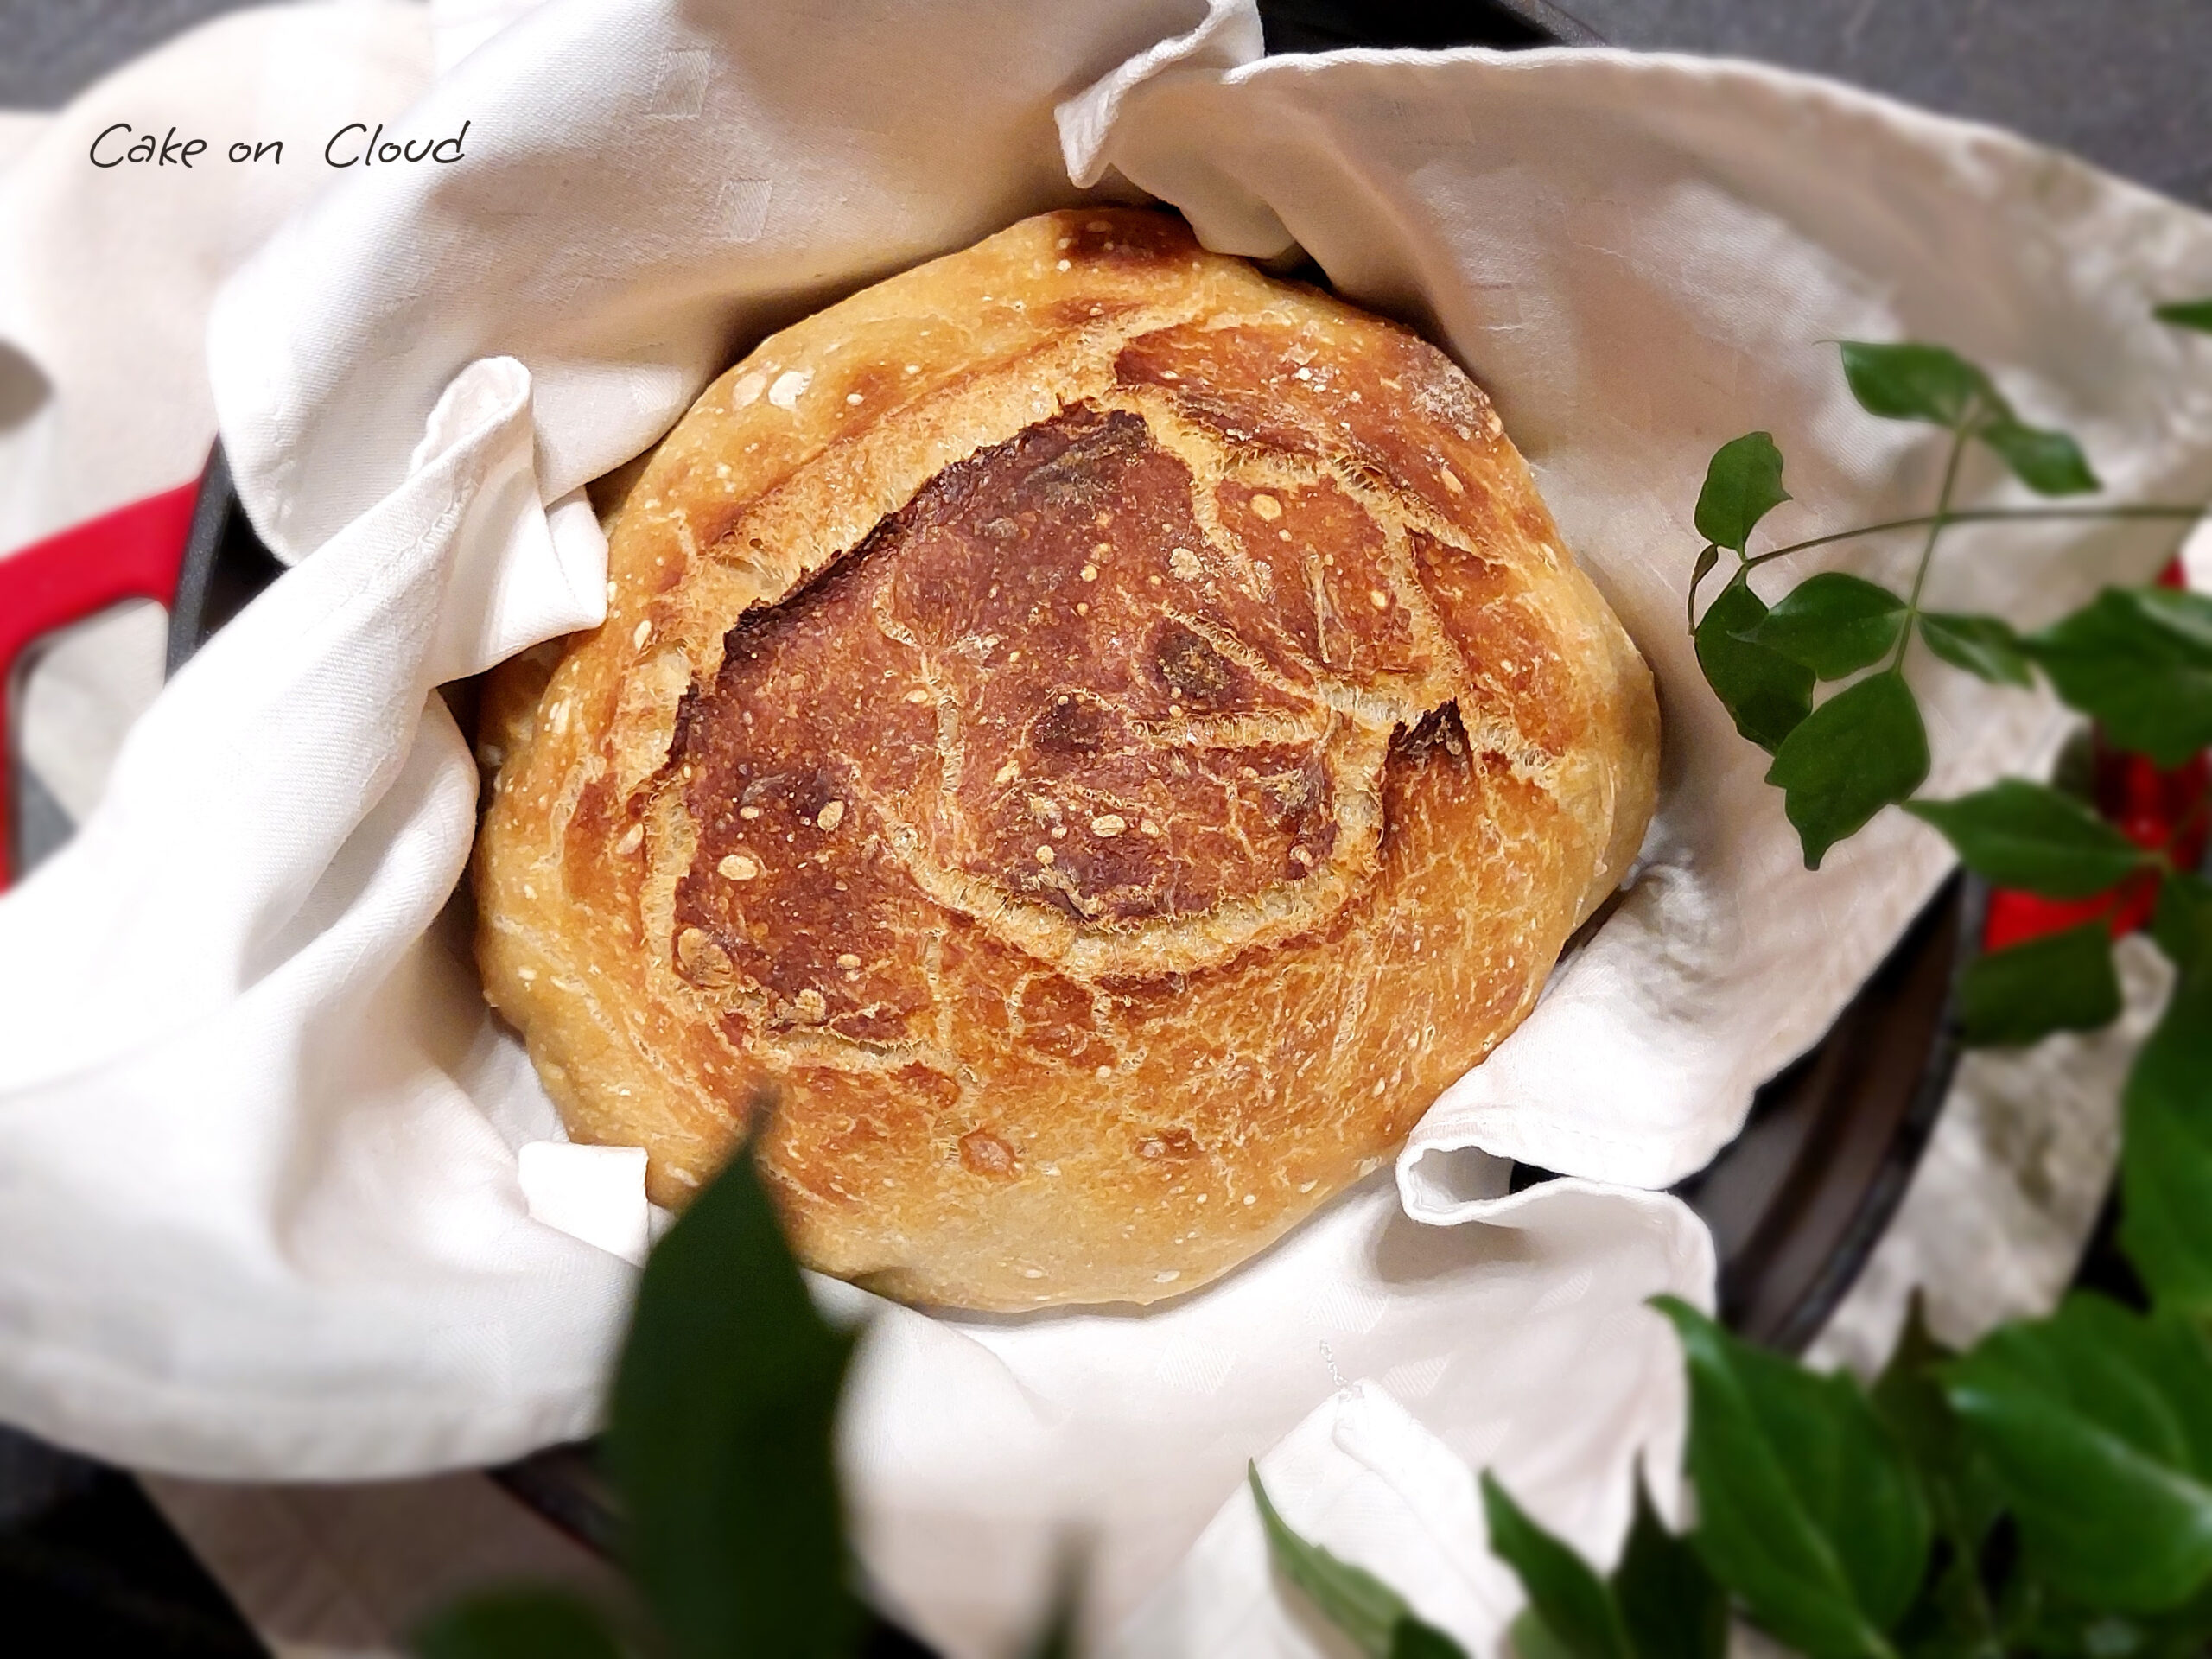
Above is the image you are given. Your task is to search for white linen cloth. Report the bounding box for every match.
[6,0,2212,1652]
[0,3,433,829]
[0,3,432,555]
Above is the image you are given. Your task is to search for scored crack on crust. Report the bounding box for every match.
[473,207,1659,1311]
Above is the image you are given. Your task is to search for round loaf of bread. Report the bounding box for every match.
[474,207,1658,1310]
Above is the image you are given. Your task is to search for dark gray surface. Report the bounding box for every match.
[1563,0,2212,209]
[0,0,287,110]
[10,760,72,874]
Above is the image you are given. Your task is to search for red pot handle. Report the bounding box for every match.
[1983,557,2209,953]
[0,481,200,891]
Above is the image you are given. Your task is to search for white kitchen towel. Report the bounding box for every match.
[0,2,432,556]
[831,1178,1701,1656]
[5,0,2212,1654]
[0,2,433,833]
[1111,1382,1540,1657]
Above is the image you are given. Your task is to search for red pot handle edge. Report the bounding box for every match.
[0,481,200,891]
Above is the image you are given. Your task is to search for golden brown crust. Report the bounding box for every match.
[473,209,1659,1310]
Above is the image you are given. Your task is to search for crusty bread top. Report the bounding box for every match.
[474,208,1659,1307]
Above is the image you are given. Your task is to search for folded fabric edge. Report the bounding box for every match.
[1055,0,1265,194]
[1132,39,2212,237]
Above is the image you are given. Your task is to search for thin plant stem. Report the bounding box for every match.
[1742,502,2205,570]
[1891,425,1973,671]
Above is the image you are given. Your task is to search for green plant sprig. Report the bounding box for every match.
[1465,305,2212,1659]
[1692,339,2212,868]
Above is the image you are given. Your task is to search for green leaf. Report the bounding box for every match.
[1838,340,2094,492]
[2120,967,2212,1315]
[1250,1462,1409,1658]
[1917,613,2035,687]
[1742,573,1909,680]
[608,1141,861,1659]
[1480,1471,1630,1659]
[1024,1549,1084,1659]
[1944,1294,2212,1614]
[1512,1607,1579,1659]
[413,1588,626,1659]
[1687,543,1721,633]
[2152,871,2212,974]
[2026,587,2212,767]
[1026,1605,1076,1659]
[1889,1564,1999,1659]
[1695,433,1791,554]
[1391,1617,1471,1658]
[2005,1581,2212,1659]
[1956,922,2121,1047]
[2156,299,2212,334]
[2050,725,2101,807]
[1765,672,1930,868]
[1977,418,2101,496]
[1652,1296,1929,1659]
[1613,1477,1727,1659]
[1696,574,1815,753]
[1871,1297,2003,1558]
[1903,779,2151,899]
[1870,1298,2003,1659]
[1840,342,1995,429]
